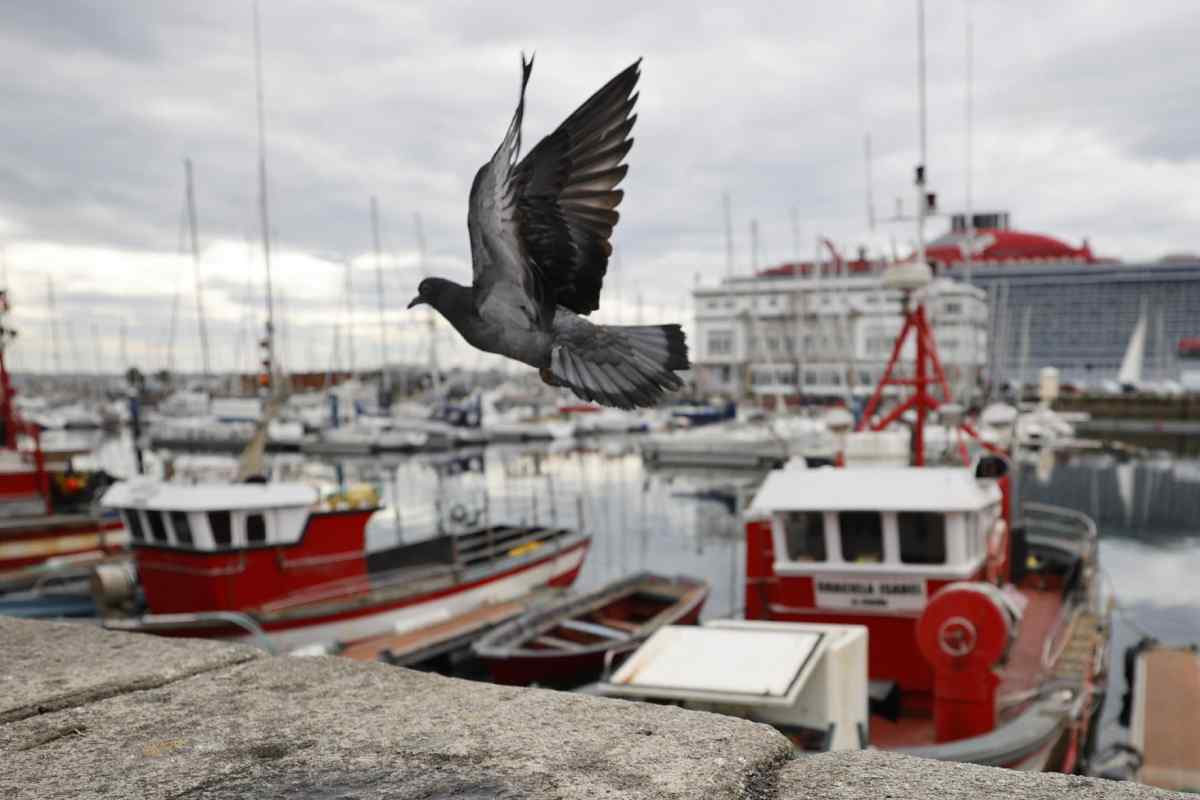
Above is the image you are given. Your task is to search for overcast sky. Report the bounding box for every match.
[3,0,1199,376]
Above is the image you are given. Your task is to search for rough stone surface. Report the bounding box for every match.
[0,619,1179,799]
[0,645,791,798]
[777,750,1190,799]
[0,617,260,723]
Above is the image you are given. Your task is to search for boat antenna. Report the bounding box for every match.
[963,0,974,284]
[915,0,928,273]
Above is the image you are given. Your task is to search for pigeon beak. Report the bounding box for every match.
[407,295,425,310]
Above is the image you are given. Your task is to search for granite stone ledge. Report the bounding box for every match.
[0,627,791,799]
[0,619,1181,799]
[776,750,1187,799]
[0,617,261,724]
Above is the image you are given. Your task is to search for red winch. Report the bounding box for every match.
[916,581,1019,742]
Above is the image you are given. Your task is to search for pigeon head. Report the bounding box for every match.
[407,277,462,313]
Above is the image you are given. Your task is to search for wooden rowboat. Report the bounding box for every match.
[472,572,709,687]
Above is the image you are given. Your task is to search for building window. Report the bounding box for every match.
[169,511,193,546]
[124,511,145,542]
[839,512,883,563]
[943,302,962,314]
[146,511,169,543]
[708,329,734,355]
[246,513,267,544]
[718,366,731,382]
[783,511,826,561]
[898,512,946,564]
[707,300,719,310]
[208,511,232,547]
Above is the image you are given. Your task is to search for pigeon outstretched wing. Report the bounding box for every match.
[468,57,640,326]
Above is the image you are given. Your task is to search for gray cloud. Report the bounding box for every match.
[3,1,1199,371]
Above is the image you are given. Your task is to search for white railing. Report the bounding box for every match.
[375,488,586,544]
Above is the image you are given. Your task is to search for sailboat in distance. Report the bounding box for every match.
[1114,303,1148,394]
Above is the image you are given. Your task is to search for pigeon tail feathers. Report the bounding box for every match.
[549,323,689,410]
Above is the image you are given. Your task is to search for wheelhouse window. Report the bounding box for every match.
[898,512,946,564]
[208,511,232,547]
[782,511,826,561]
[839,511,883,563]
[246,513,267,544]
[124,511,145,542]
[146,511,169,543]
[169,511,193,546]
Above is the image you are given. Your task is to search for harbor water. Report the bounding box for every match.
[346,441,1199,752]
[97,435,1200,752]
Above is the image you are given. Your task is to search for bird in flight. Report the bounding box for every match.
[407,56,689,410]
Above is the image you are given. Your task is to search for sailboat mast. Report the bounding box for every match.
[749,219,759,272]
[252,0,275,387]
[344,258,356,376]
[413,212,437,393]
[46,277,62,375]
[371,196,389,396]
[864,134,876,232]
[723,192,734,278]
[184,158,211,377]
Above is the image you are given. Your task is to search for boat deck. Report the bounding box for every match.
[339,598,537,666]
[869,587,1067,749]
[1134,645,1200,792]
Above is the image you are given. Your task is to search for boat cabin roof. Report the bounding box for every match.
[748,466,1000,515]
[610,622,825,702]
[102,480,318,512]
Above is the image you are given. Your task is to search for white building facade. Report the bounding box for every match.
[692,272,989,405]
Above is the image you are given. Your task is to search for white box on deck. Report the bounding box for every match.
[604,620,868,751]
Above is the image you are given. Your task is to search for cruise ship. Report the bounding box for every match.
[691,212,1200,400]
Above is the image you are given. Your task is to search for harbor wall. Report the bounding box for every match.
[0,617,1177,799]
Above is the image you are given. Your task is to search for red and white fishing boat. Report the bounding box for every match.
[741,260,1111,772]
[94,480,590,652]
[0,291,125,586]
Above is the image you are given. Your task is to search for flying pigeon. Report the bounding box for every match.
[407,57,689,410]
